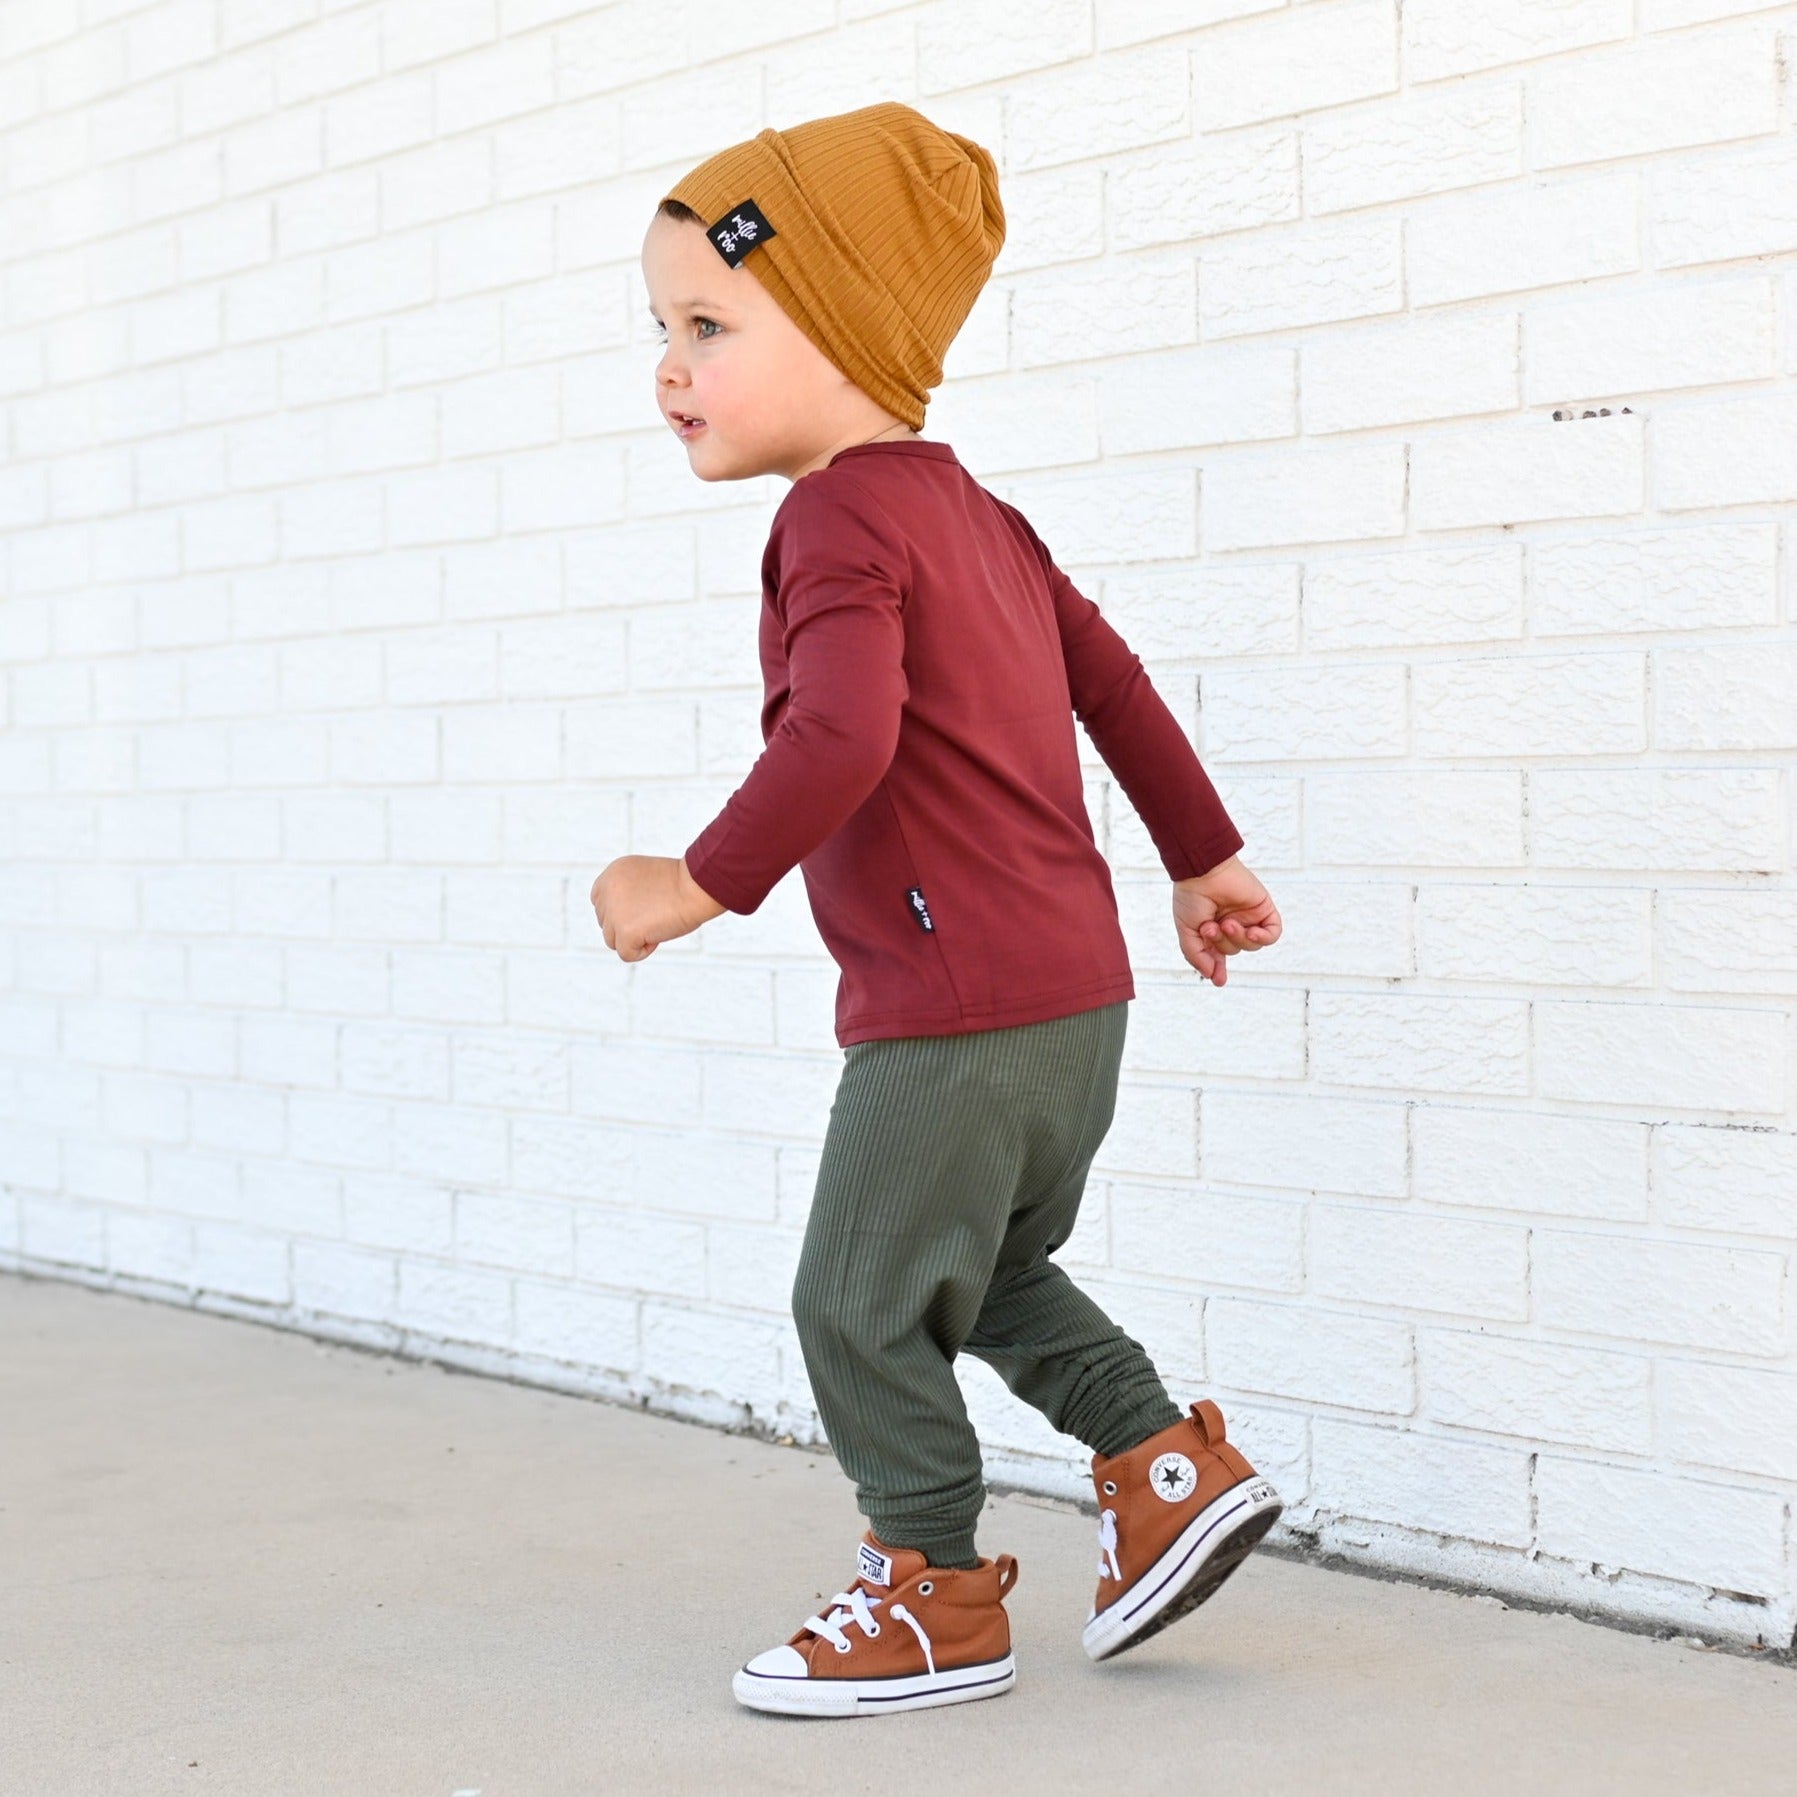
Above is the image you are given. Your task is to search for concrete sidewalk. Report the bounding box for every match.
[5,1270,1794,1796]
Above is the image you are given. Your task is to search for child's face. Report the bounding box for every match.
[640,212,889,482]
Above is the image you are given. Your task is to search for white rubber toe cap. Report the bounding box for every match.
[743,1644,809,1678]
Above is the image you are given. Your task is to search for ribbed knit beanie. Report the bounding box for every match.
[659,101,1006,430]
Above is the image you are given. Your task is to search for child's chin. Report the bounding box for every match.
[688,446,762,484]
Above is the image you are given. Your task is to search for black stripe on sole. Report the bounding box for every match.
[1091,1498,1283,1662]
[859,1666,1016,1705]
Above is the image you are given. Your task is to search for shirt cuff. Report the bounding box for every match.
[1167,823,1245,882]
[681,833,767,916]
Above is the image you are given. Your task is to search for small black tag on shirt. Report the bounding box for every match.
[907,886,934,932]
[706,198,776,268]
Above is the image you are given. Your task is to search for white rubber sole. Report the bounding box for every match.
[1082,1476,1283,1662]
[732,1651,1016,1718]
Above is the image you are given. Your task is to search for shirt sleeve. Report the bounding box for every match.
[681,478,910,915]
[999,500,1244,882]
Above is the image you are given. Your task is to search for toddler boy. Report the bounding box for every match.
[593,101,1284,1719]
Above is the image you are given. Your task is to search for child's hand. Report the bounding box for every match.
[590,855,727,962]
[1171,855,1282,987]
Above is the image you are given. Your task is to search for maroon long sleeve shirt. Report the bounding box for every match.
[682,437,1244,1047]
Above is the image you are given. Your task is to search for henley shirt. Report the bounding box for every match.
[681,436,1244,1048]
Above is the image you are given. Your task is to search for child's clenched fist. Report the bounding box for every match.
[590,855,726,962]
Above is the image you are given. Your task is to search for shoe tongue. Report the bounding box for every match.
[856,1535,932,1590]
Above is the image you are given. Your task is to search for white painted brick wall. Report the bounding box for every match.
[4,0,1796,1652]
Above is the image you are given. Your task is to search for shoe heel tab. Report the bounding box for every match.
[996,1552,1019,1596]
[1189,1398,1227,1448]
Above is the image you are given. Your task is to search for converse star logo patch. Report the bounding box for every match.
[857,1541,894,1588]
[706,198,776,268]
[1148,1451,1198,1503]
[906,885,935,932]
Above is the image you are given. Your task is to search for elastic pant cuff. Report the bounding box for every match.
[1087,1394,1183,1461]
[867,1522,981,1570]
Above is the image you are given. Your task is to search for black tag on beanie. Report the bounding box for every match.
[707,198,776,268]
[907,886,934,933]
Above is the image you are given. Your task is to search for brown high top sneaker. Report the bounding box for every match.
[733,1529,1020,1718]
[1082,1399,1282,1662]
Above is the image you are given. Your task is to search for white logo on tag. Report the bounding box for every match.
[857,1541,894,1587]
[1148,1451,1198,1503]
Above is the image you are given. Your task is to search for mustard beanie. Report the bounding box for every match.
[659,101,1006,430]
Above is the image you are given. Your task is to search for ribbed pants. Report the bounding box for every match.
[790,998,1183,1569]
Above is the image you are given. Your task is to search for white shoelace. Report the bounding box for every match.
[802,1586,937,1674]
[803,1585,883,1653]
[890,1602,935,1675]
[1097,1508,1121,1581]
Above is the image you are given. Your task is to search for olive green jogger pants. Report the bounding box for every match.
[791,998,1183,1569]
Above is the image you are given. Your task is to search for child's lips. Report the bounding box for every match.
[672,411,707,438]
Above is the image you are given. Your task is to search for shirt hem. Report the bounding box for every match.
[835,971,1136,1047]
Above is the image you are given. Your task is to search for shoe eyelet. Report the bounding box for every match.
[865,1622,880,1636]
[918,1580,933,1595]
[834,1639,851,1654]
[1102,1480,1117,1495]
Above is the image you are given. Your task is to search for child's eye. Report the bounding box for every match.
[649,318,721,342]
